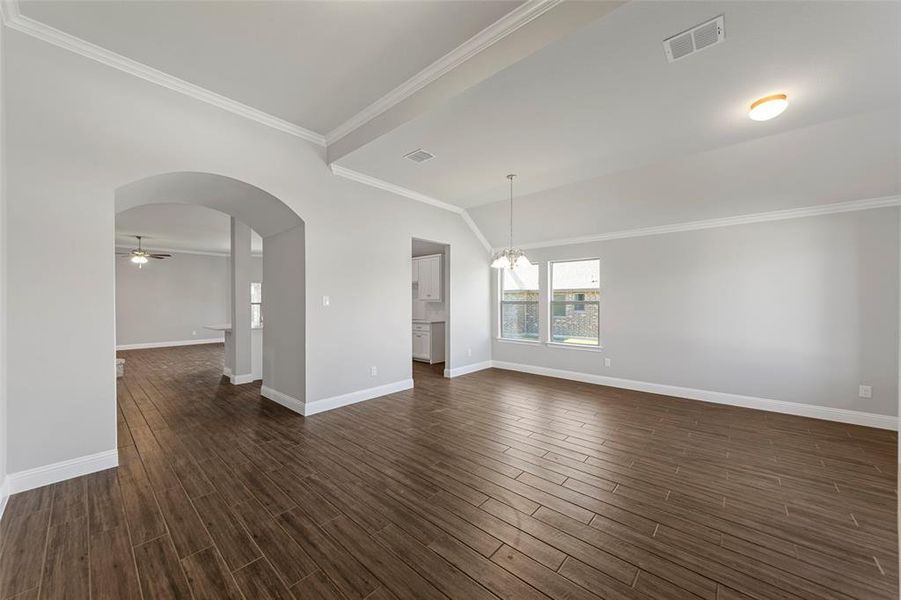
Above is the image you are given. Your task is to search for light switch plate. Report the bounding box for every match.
[322,295,330,307]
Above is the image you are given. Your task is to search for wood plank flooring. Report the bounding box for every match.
[0,343,897,599]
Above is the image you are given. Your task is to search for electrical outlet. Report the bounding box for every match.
[192,330,197,336]
[858,385,872,399]
[604,358,612,368]
[467,348,472,357]
[370,366,378,377]
[322,295,330,307]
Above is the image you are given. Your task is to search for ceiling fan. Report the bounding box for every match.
[117,235,171,268]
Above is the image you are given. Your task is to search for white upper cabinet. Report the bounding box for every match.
[414,254,442,301]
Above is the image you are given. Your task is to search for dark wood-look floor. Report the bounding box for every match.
[0,344,897,600]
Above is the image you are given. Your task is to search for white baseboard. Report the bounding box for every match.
[7,449,119,494]
[444,361,492,378]
[261,385,306,414]
[230,373,256,385]
[262,379,414,417]
[117,337,224,351]
[490,361,898,430]
[0,476,8,521]
[307,379,414,416]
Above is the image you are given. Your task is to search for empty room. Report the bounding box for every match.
[0,1,898,599]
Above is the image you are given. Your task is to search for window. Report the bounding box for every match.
[550,259,600,346]
[499,264,539,341]
[251,282,263,328]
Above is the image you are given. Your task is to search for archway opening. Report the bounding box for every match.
[115,172,305,407]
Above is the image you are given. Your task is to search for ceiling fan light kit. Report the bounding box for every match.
[118,235,172,268]
[491,174,532,271]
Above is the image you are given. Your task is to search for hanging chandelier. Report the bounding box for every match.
[490,174,532,270]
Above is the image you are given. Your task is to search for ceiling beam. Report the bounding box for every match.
[326,0,625,164]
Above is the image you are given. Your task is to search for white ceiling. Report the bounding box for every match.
[19,0,521,134]
[116,204,263,255]
[337,0,901,208]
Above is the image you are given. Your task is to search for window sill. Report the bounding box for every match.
[495,337,541,346]
[545,342,604,352]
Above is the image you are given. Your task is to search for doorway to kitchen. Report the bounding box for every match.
[411,238,449,382]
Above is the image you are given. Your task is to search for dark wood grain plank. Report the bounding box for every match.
[134,535,192,599]
[40,517,90,599]
[181,546,243,600]
[90,526,142,600]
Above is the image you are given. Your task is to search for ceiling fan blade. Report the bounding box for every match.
[149,254,171,259]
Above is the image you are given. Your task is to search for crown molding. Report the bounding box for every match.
[504,195,901,251]
[0,0,327,146]
[461,210,492,253]
[329,165,492,252]
[330,164,462,213]
[115,245,262,258]
[325,0,562,145]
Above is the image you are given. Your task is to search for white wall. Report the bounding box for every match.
[0,18,8,512]
[4,30,491,475]
[262,225,305,403]
[116,252,227,346]
[116,252,263,347]
[492,208,900,419]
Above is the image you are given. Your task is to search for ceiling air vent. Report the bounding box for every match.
[404,149,435,163]
[663,15,725,63]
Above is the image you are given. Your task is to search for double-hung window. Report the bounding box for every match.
[499,264,539,341]
[549,259,600,346]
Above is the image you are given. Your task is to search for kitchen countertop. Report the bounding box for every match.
[204,324,264,331]
[413,320,445,324]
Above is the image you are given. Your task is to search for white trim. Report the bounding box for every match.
[263,379,414,417]
[461,210,492,253]
[116,245,262,259]
[0,1,326,146]
[7,449,119,494]
[330,165,493,253]
[508,196,901,251]
[331,164,463,213]
[116,337,224,351]
[261,385,306,414]
[326,0,562,144]
[305,379,414,416]
[230,373,256,385]
[489,361,898,430]
[544,342,604,352]
[0,477,9,521]
[444,361,492,378]
[496,337,542,346]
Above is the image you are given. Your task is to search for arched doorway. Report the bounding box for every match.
[115,172,306,407]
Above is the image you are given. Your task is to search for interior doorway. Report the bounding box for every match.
[114,172,306,409]
[411,238,450,382]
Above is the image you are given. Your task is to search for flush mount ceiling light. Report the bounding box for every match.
[749,93,789,121]
[490,174,532,271]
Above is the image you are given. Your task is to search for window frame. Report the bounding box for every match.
[497,265,540,343]
[251,282,263,328]
[548,258,601,348]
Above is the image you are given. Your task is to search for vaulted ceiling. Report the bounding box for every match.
[12,0,900,249]
[338,1,900,208]
[19,0,520,134]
